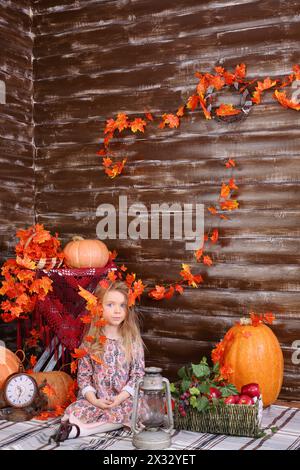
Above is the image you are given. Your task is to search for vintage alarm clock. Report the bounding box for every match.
[0,350,47,422]
[3,371,39,408]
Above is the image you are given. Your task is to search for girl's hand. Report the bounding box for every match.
[95,398,113,410]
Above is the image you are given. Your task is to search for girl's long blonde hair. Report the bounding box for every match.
[81,280,144,363]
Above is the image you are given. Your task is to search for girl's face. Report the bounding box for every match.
[102,290,127,326]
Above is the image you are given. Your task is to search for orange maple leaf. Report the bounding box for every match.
[99,335,107,345]
[263,312,275,324]
[176,106,185,117]
[120,264,127,272]
[109,250,118,260]
[102,157,112,168]
[208,206,218,215]
[16,256,36,270]
[195,247,203,262]
[132,279,145,300]
[220,364,234,381]
[148,285,166,300]
[145,112,154,121]
[175,284,184,295]
[252,77,277,104]
[107,271,117,282]
[70,361,78,374]
[71,348,88,359]
[104,118,116,135]
[225,158,236,168]
[216,104,241,116]
[94,318,107,328]
[274,89,300,111]
[161,113,180,129]
[203,255,213,267]
[115,113,129,132]
[84,335,95,343]
[228,177,238,190]
[187,95,199,111]
[250,312,263,327]
[220,200,239,211]
[180,264,203,288]
[220,183,231,199]
[29,355,37,368]
[164,286,175,300]
[43,383,56,397]
[130,118,147,133]
[210,229,219,244]
[80,314,92,324]
[125,272,136,288]
[97,148,107,156]
[78,286,97,308]
[99,279,110,289]
[235,63,246,80]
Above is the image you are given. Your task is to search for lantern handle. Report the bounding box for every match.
[162,378,174,433]
[131,377,144,435]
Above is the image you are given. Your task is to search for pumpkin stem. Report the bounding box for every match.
[72,236,84,241]
[239,317,252,325]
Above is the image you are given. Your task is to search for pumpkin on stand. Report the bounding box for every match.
[212,314,284,407]
[63,236,109,268]
[0,346,21,389]
[30,371,74,409]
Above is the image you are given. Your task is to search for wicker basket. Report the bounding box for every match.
[174,399,263,437]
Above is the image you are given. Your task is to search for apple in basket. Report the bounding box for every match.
[238,395,254,405]
[208,387,222,400]
[241,383,261,398]
[224,395,240,404]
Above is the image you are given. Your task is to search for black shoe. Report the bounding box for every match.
[49,420,80,445]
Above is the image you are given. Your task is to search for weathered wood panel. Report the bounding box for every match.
[31,0,300,400]
[0,1,34,263]
[0,0,34,347]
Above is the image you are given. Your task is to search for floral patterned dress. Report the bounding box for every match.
[64,338,145,428]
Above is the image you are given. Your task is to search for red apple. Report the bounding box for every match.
[241,383,260,398]
[238,394,254,405]
[224,395,240,404]
[208,387,222,400]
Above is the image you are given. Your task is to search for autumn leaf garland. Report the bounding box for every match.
[98,64,300,179]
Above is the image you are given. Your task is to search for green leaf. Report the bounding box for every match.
[196,396,209,412]
[190,396,198,408]
[178,366,189,380]
[192,363,210,379]
[198,382,210,394]
[189,387,200,396]
[270,427,278,433]
[220,383,239,398]
[169,383,177,393]
[212,362,220,374]
[180,379,191,393]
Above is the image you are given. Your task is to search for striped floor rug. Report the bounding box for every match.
[0,405,299,450]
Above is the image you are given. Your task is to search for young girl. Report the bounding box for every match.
[51,280,145,442]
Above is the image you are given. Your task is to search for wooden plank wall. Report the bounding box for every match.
[0,0,34,348]
[30,0,300,400]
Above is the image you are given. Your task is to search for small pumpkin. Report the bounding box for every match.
[63,236,109,268]
[30,371,74,409]
[0,346,21,388]
[215,320,284,407]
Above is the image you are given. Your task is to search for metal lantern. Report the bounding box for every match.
[131,367,174,450]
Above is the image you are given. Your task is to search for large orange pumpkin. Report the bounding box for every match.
[0,346,21,388]
[31,371,74,409]
[217,321,284,407]
[63,236,109,268]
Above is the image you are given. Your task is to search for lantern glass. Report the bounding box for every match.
[140,390,165,428]
[131,367,174,450]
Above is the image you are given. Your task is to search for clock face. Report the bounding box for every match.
[4,374,38,408]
